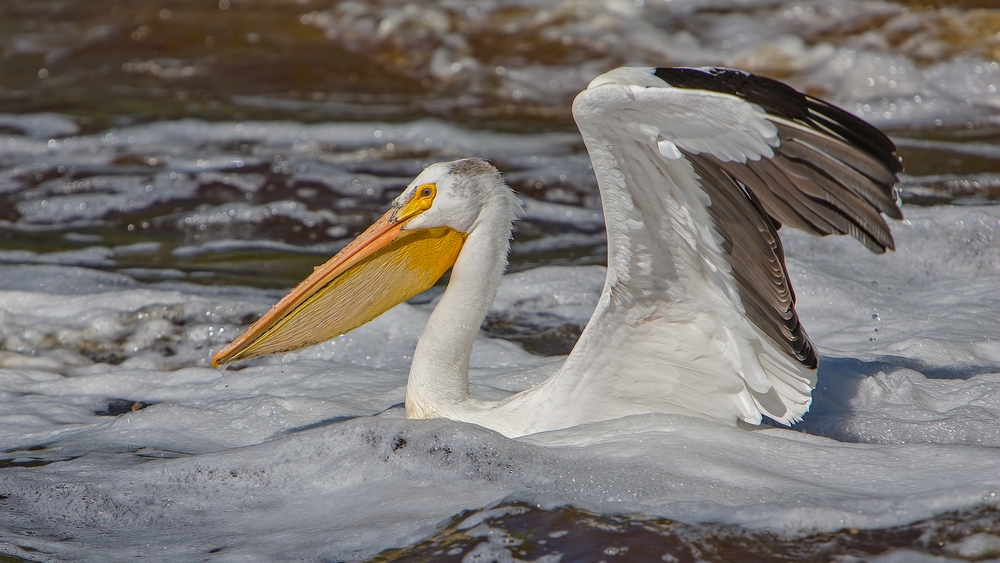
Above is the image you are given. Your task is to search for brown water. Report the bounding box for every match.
[0,0,576,130]
[2,1,1000,561]
[373,502,1000,562]
[2,0,999,288]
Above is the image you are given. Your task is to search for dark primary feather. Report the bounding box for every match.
[647,67,903,368]
[686,151,817,369]
[652,67,900,173]
[653,67,811,124]
[653,66,902,254]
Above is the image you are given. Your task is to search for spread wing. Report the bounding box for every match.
[518,67,901,432]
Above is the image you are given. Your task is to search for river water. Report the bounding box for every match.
[1,1,999,561]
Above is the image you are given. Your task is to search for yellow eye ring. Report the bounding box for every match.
[415,184,436,211]
[395,183,437,221]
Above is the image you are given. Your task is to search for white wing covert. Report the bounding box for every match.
[524,67,901,431]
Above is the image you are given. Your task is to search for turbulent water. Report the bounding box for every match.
[1,0,1000,561]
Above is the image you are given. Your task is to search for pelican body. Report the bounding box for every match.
[213,67,901,437]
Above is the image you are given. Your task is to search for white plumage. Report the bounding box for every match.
[214,66,902,438]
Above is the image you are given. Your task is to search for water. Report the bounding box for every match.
[1,0,1000,561]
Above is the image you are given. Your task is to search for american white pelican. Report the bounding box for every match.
[213,67,902,437]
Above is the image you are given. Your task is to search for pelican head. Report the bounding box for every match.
[400,159,508,233]
[212,158,517,368]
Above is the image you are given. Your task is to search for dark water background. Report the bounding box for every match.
[2,0,999,290]
[2,0,1000,561]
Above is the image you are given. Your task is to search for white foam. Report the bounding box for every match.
[519,197,604,231]
[1,204,999,561]
[489,265,604,330]
[0,113,79,139]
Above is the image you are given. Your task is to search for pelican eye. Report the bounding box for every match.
[396,183,437,220]
[413,183,436,211]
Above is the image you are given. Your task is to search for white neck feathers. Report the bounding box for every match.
[404,180,518,419]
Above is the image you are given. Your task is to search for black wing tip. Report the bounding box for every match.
[652,66,903,183]
[804,97,903,176]
[653,67,809,120]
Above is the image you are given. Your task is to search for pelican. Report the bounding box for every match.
[213,67,902,437]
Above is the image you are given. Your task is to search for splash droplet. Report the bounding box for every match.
[217,362,229,387]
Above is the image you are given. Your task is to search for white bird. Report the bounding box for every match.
[213,67,902,438]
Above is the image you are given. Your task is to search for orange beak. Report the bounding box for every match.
[211,203,466,367]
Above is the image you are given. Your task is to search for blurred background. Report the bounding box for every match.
[1,0,998,289]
